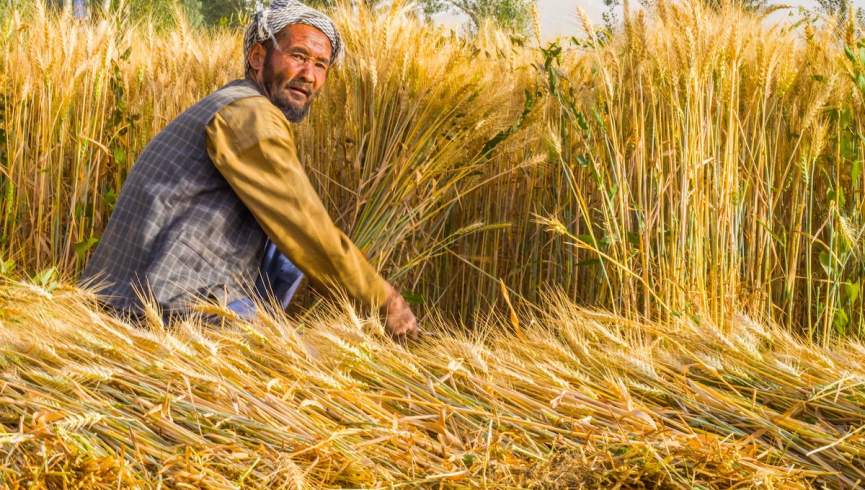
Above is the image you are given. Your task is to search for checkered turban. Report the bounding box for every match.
[243,0,344,70]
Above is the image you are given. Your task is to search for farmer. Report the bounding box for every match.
[80,0,418,339]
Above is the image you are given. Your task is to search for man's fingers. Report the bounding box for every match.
[389,322,420,344]
[382,289,419,343]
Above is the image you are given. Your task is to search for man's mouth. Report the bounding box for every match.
[287,86,310,98]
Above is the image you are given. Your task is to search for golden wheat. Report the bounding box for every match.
[5,278,863,487]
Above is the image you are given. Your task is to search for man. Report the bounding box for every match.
[81,0,418,339]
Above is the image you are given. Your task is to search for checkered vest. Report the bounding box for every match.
[81,79,269,315]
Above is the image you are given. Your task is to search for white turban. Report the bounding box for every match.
[243,0,344,69]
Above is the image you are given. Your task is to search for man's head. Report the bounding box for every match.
[243,1,343,122]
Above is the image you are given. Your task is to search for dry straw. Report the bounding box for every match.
[5,278,865,487]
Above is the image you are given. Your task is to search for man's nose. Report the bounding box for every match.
[296,64,315,83]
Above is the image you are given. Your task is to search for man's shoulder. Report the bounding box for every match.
[201,79,266,110]
[211,88,290,136]
[206,87,293,151]
[220,92,283,116]
[162,79,270,130]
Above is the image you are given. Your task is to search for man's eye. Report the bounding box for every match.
[292,53,306,62]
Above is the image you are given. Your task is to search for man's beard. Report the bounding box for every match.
[262,51,314,122]
[270,84,313,122]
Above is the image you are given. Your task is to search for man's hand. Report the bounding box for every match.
[382,284,419,341]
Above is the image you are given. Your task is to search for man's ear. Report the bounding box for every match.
[247,43,266,76]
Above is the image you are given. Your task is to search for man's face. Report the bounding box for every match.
[250,24,332,122]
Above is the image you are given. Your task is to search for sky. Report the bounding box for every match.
[439,0,865,39]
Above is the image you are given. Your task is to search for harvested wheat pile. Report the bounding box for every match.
[1,280,863,488]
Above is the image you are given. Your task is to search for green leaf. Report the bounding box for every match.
[74,236,100,258]
[0,258,14,276]
[841,133,857,161]
[402,290,424,306]
[102,188,118,209]
[480,88,536,157]
[844,281,860,305]
[834,308,849,336]
[113,147,126,165]
[828,188,846,208]
[840,108,853,128]
[32,267,59,291]
[3,181,15,220]
[462,452,477,467]
[576,234,598,247]
[626,231,641,248]
[819,251,832,275]
[575,111,589,131]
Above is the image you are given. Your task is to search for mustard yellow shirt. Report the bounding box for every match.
[205,95,390,307]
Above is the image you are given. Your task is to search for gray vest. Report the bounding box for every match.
[81,79,270,315]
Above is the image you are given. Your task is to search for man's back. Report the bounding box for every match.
[81,80,268,315]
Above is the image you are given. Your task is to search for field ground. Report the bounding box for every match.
[3,279,865,488]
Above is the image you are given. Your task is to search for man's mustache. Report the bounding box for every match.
[286,80,313,97]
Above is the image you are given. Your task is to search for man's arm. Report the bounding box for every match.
[206,96,416,337]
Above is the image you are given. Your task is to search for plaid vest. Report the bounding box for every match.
[81,79,269,315]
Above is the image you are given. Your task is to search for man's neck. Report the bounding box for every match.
[244,76,268,97]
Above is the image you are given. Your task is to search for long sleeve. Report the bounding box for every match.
[206,95,391,307]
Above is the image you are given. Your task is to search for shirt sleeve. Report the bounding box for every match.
[206,95,391,307]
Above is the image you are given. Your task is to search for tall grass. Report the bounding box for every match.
[445,2,865,339]
[2,1,865,340]
[0,2,239,271]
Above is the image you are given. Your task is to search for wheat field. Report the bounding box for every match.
[2,0,865,487]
